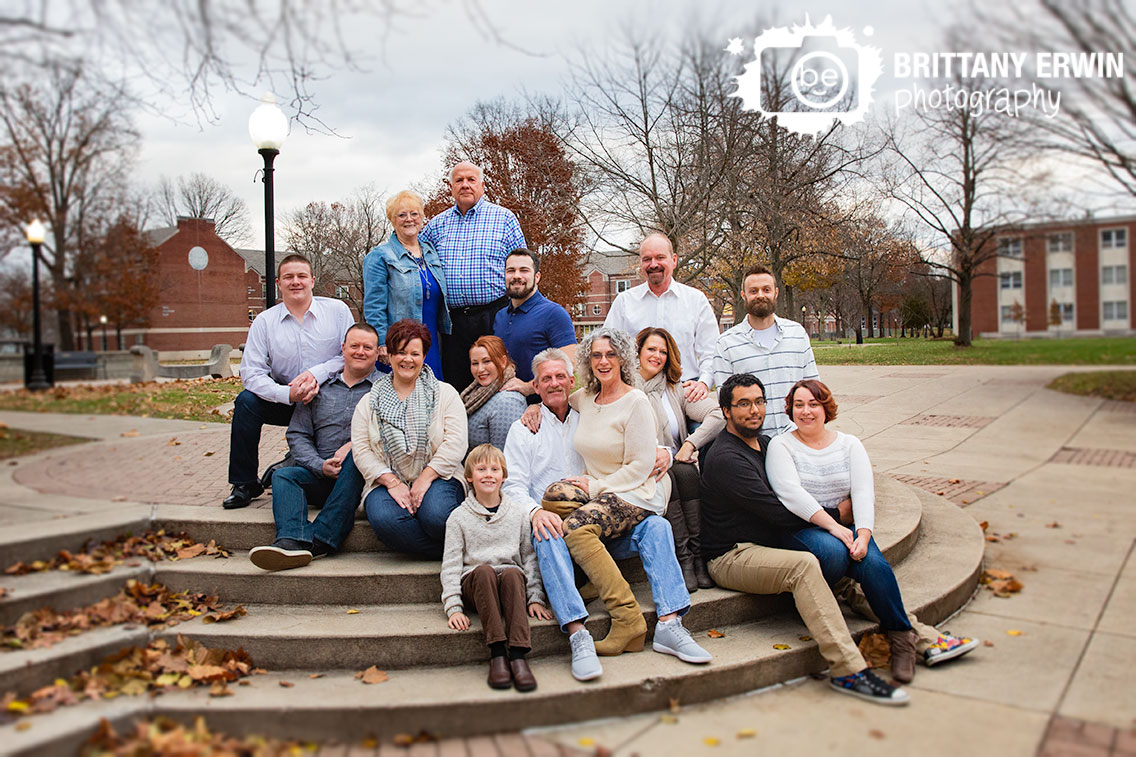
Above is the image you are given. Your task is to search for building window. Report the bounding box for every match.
[592,305,602,315]
[615,279,630,293]
[1103,301,1129,321]
[1047,232,1072,253]
[1102,228,1128,249]
[998,238,1023,257]
[1000,305,1015,323]
[1102,265,1128,285]
[1000,271,1023,289]
[1060,303,1074,323]
[1048,268,1073,288]
[336,284,350,299]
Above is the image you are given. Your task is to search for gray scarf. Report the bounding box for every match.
[369,364,438,482]
[642,371,676,448]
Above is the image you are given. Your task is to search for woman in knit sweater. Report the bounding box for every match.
[351,319,467,559]
[461,336,527,452]
[541,327,710,663]
[442,444,552,691]
[766,378,979,683]
[636,327,725,591]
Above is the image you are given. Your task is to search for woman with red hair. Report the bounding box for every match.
[766,379,978,684]
[461,335,527,452]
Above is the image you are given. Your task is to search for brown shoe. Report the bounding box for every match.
[889,629,918,684]
[509,658,537,692]
[487,656,511,689]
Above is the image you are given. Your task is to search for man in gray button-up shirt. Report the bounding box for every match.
[249,324,380,571]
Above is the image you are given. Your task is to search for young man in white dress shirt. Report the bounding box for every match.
[224,253,356,509]
[603,233,719,402]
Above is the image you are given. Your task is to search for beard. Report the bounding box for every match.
[731,420,763,439]
[507,278,536,300]
[746,296,776,319]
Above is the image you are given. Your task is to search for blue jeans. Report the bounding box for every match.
[781,526,912,632]
[229,389,293,484]
[271,453,364,550]
[364,477,464,558]
[534,514,690,632]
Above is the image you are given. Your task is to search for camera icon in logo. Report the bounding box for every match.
[733,16,883,136]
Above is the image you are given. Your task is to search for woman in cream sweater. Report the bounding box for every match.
[351,319,467,558]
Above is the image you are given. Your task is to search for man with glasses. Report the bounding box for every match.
[713,264,818,435]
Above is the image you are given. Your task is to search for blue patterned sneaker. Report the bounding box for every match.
[569,629,603,681]
[923,633,980,666]
[829,669,910,706]
[652,618,712,664]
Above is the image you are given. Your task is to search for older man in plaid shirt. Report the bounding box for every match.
[420,161,526,386]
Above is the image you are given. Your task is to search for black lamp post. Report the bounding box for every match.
[25,219,50,391]
[99,314,109,352]
[248,92,289,310]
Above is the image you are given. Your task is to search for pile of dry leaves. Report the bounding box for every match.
[83,716,312,756]
[3,531,228,576]
[2,580,245,651]
[3,635,254,718]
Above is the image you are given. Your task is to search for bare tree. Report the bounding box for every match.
[0,64,138,349]
[158,173,251,246]
[974,0,1136,197]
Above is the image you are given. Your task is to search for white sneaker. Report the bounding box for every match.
[652,618,712,664]
[569,629,603,681]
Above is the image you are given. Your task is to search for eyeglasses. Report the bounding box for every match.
[730,399,766,409]
[590,351,618,361]
[395,211,421,220]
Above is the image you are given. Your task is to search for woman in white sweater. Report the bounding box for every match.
[766,379,978,683]
[352,319,467,559]
[541,327,709,664]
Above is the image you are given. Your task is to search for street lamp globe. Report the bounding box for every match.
[248,92,288,150]
[26,219,45,244]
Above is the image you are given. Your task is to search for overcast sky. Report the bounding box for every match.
[126,0,1124,250]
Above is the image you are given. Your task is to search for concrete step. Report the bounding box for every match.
[0,562,151,627]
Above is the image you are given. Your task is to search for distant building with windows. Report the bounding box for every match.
[574,251,644,335]
[963,215,1134,337]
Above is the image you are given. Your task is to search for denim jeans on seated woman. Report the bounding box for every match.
[780,526,913,633]
[364,477,464,559]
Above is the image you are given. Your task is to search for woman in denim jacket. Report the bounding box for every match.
[363,190,452,379]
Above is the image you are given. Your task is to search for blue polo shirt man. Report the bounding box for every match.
[493,249,577,383]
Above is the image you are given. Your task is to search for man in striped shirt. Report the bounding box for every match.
[712,264,818,435]
[420,161,526,387]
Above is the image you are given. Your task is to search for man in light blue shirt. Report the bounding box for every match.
[419,161,526,387]
[225,253,356,509]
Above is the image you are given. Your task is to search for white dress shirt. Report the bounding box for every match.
[604,279,719,387]
[502,405,585,514]
[239,296,355,405]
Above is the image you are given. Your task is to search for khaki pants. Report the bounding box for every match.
[834,578,941,653]
[708,543,865,678]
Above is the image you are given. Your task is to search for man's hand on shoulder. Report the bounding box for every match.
[502,377,534,396]
[682,380,709,403]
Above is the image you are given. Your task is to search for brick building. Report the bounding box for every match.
[133,217,264,354]
[574,251,643,335]
[963,214,1135,337]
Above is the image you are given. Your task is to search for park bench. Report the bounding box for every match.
[53,350,99,380]
[129,344,234,383]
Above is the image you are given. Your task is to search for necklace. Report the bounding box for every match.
[413,253,430,299]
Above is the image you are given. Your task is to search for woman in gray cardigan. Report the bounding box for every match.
[362,190,451,379]
[461,335,527,452]
[636,327,725,591]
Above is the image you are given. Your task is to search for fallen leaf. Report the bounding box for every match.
[858,633,891,668]
[577,738,596,748]
[357,666,388,685]
[176,544,206,560]
[393,734,415,746]
[360,738,378,748]
[948,478,960,484]
[1046,521,1061,528]
[869,729,886,740]
[208,682,232,697]
[279,681,294,688]
[1006,629,1023,636]
[707,629,725,638]
[15,722,30,732]
[799,636,812,641]
[308,673,324,679]
[120,430,140,437]
[668,697,680,714]
[703,737,720,746]
[346,609,360,615]
[167,438,181,446]
[203,451,215,457]
[983,640,995,647]
[935,491,945,496]
[736,728,756,739]
[772,644,791,650]
[979,521,989,532]
[660,715,677,724]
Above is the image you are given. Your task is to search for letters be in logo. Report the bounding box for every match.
[733,16,883,137]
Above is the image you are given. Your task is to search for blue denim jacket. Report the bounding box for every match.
[362,235,452,343]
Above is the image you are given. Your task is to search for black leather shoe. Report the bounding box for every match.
[222,483,264,509]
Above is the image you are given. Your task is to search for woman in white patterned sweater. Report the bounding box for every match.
[766,379,978,684]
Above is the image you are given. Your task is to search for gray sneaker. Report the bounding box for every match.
[652,618,712,664]
[569,629,603,681]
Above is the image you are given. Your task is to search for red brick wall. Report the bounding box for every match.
[1074,225,1099,330]
[1024,232,1048,331]
[1129,222,1136,320]
[971,255,999,334]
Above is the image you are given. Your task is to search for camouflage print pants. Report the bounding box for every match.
[541,481,648,540]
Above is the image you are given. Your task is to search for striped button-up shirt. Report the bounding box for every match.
[713,315,819,435]
[420,197,526,308]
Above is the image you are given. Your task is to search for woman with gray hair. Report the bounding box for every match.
[538,328,710,663]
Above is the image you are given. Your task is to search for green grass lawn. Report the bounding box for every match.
[813,336,1136,366]
[1047,370,1136,402]
[0,427,92,460]
[0,378,242,422]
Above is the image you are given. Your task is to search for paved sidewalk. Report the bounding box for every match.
[0,365,1134,755]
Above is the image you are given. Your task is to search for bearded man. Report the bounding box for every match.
[712,264,818,435]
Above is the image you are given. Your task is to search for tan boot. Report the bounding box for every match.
[565,523,646,656]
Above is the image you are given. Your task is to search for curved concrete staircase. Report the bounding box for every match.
[0,478,984,755]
